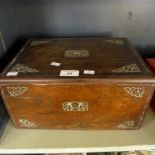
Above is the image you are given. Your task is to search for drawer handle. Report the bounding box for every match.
[63,101,88,111]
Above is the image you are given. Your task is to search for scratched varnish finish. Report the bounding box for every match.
[0,38,154,130]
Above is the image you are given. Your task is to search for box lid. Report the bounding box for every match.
[1,38,152,79]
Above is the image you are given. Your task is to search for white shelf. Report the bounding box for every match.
[0,108,155,154]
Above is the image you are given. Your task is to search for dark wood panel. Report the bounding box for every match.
[1,38,152,78]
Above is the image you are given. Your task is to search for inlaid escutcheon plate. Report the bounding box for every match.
[63,101,88,111]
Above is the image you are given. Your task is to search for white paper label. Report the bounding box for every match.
[60,70,79,77]
[84,70,95,75]
[50,62,61,67]
[6,72,18,76]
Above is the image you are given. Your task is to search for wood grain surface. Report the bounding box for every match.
[0,38,154,129]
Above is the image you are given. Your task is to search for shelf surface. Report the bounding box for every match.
[0,108,155,154]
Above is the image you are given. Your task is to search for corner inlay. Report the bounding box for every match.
[7,87,28,97]
[123,87,144,97]
[117,121,135,129]
[112,64,141,73]
[11,64,38,73]
[19,119,37,128]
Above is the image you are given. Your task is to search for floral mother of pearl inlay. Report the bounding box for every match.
[123,87,145,98]
[117,121,135,129]
[7,87,28,97]
[11,64,38,73]
[63,101,88,111]
[112,64,141,73]
[19,119,37,128]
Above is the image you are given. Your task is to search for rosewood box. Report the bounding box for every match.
[0,38,154,130]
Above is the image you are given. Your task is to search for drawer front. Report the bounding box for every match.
[1,83,152,129]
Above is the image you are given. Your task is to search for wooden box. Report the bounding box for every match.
[0,38,154,130]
